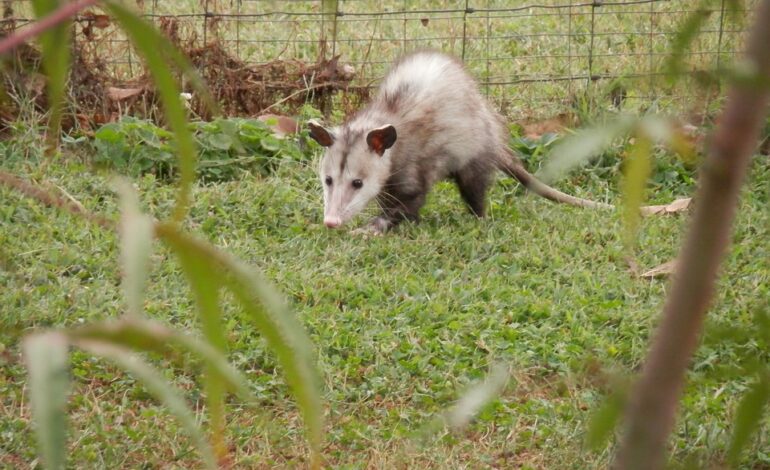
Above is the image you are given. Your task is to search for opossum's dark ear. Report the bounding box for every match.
[366,125,397,156]
[307,120,334,147]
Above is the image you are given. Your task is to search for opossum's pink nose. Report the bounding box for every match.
[324,217,342,228]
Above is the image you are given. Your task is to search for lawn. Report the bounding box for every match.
[1,123,768,468]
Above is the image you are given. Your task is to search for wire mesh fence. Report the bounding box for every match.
[1,0,757,121]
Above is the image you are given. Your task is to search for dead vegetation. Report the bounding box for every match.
[0,9,364,133]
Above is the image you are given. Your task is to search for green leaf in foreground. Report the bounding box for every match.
[728,372,770,465]
[73,340,218,470]
[156,223,323,466]
[586,387,628,450]
[103,1,198,224]
[537,115,636,183]
[114,179,154,317]
[23,333,70,470]
[67,317,255,403]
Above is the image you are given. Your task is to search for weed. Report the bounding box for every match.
[77,116,315,182]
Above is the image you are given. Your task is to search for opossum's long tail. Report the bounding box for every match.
[498,149,613,209]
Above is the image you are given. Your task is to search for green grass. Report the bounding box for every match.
[1,127,768,468]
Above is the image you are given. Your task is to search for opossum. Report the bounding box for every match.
[308,50,611,233]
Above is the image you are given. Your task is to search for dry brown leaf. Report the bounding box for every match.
[93,14,110,29]
[258,114,299,137]
[640,197,692,216]
[640,259,678,279]
[107,87,144,101]
[519,114,571,139]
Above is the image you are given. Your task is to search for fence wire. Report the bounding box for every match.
[1,0,756,120]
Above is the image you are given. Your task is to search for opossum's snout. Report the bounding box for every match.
[324,216,342,228]
[322,175,376,229]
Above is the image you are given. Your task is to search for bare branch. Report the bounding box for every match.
[614,1,770,468]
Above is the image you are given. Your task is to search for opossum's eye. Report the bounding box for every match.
[325,176,332,186]
[352,179,363,189]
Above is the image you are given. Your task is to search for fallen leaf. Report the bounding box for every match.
[519,116,568,140]
[107,87,144,101]
[640,197,692,216]
[93,14,110,29]
[258,114,299,137]
[640,259,678,279]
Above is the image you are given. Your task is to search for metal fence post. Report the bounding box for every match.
[402,0,407,54]
[485,0,491,97]
[320,0,339,59]
[203,0,210,46]
[331,0,339,57]
[461,0,470,62]
[588,0,599,87]
[235,0,241,59]
[716,0,727,71]
[567,4,572,99]
[648,0,655,97]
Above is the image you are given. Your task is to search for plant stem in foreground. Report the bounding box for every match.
[614,1,770,468]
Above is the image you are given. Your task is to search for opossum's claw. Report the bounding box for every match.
[352,216,391,236]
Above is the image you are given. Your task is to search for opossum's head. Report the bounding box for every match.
[308,120,397,228]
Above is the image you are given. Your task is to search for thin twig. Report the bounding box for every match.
[0,0,97,55]
[0,170,114,230]
[258,82,346,115]
[49,182,87,213]
[614,1,770,468]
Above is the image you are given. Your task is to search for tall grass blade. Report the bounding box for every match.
[156,223,324,466]
[74,340,218,470]
[114,179,153,317]
[103,2,198,224]
[30,0,70,152]
[23,333,69,470]
[172,239,229,458]
[727,372,770,465]
[68,317,255,403]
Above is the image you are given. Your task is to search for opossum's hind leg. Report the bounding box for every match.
[453,161,493,217]
[369,191,427,233]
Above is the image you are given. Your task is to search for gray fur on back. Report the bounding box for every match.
[356,51,506,192]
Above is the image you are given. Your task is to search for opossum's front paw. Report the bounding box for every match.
[351,226,381,237]
[352,217,391,236]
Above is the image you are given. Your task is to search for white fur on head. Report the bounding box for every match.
[319,124,396,228]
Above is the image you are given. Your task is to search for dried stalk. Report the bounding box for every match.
[614,1,770,468]
[0,170,114,230]
[0,0,97,55]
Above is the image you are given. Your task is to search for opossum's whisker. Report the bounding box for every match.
[378,190,409,212]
